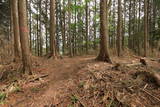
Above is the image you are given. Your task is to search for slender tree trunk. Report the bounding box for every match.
[138,0,141,55]
[62,0,66,55]
[144,0,148,57]
[18,0,32,74]
[36,5,39,56]
[39,0,43,56]
[122,0,126,50]
[28,0,32,51]
[152,0,156,52]
[85,1,89,54]
[94,0,97,50]
[68,0,73,57]
[45,0,49,54]
[12,0,21,61]
[128,0,132,49]
[55,0,60,55]
[117,0,122,57]
[50,0,56,58]
[112,0,116,50]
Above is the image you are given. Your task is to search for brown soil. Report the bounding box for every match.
[0,55,160,107]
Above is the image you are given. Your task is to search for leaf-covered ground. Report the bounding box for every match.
[0,56,160,107]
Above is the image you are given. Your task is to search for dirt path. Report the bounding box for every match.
[6,56,94,107]
[3,56,160,107]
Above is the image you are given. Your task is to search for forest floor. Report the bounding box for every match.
[0,55,160,107]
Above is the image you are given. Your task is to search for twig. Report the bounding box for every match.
[143,84,148,90]
[71,92,87,107]
[11,98,27,106]
[141,89,160,102]
[28,74,49,82]
[51,100,64,107]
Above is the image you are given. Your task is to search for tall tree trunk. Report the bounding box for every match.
[68,0,73,57]
[117,0,122,56]
[36,5,39,56]
[55,0,60,54]
[85,1,89,54]
[96,0,112,63]
[122,0,126,50]
[144,0,148,57]
[93,0,97,50]
[62,0,66,55]
[18,0,32,74]
[28,0,32,51]
[128,0,132,49]
[152,0,156,52]
[74,0,77,55]
[39,0,43,56]
[45,0,49,54]
[50,0,56,58]
[112,0,116,50]
[138,0,141,55]
[12,0,21,61]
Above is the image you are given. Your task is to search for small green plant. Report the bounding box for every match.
[14,86,21,92]
[31,87,40,92]
[78,82,85,88]
[9,85,21,93]
[70,95,78,104]
[67,104,74,107]
[0,93,6,104]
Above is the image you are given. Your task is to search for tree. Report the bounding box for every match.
[62,0,66,55]
[68,0,73,57]
[85,0,89,54]
[144,0,148,57]
[18,0,32,74]
[117,0,122,56]
[96,0,112,63]
[45,0,49,54]
[50,0,56,58]
[12,0,21,61]
[93,0,97,49]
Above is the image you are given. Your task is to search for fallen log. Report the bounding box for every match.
[152,72,160,86]
[134,70,160,87]
[28,74,49,82]
[126,63,142,67]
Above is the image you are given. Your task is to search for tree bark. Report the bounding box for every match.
[117,0,122,57]
[12,0,21,61]
[96,0,112,63]
[18,0,32,74]
[50,0,56,58]
[85,0,89,54]
[144,0,148,57]
[68,0,73,57]
[94,0,97,50]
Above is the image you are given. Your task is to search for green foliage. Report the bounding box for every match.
[93,14,100,22]
[154,0,160,8]
[31,87,40,92]
[94,38,100,44]
[85,0,92,3]
[70,95,78,103]
[9,85,21,93]
[67,104,74,107]
[14,86,21,92]
[78,82,85,88]
[0,93,6,104]
[149,17,160,41]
